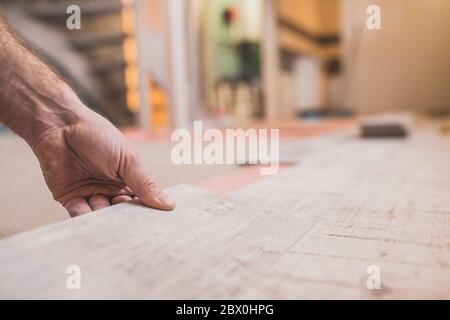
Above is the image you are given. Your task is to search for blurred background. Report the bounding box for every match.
[0,0,449,236]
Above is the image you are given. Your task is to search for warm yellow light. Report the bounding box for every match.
[126,89,140,112]
[123,38,138,65]
[121,1,140,113]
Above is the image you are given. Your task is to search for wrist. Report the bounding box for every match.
[19,83,91,148]
[0,16,96,148]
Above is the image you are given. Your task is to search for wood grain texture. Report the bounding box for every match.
[0,127,449,299]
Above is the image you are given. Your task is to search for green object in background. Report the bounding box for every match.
[236,41,261,81]
[207,0,262,83]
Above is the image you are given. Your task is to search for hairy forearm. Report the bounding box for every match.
[0,14,90,147]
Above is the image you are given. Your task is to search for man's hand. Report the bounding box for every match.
[32,110,175,217]
[0,15,175,217]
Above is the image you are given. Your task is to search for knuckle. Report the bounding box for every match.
[143,178,157,190]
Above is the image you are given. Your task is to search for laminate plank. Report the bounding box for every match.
[0,128,449,299]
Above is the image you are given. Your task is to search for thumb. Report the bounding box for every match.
[121,152,175,211]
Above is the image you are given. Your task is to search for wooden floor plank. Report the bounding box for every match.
[0,128,449,299]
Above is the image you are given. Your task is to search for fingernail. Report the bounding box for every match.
[158,192,175,207]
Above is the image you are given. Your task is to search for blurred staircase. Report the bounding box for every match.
[4,0,135,126]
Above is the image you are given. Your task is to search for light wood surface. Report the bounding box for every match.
[0,126,449,299]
